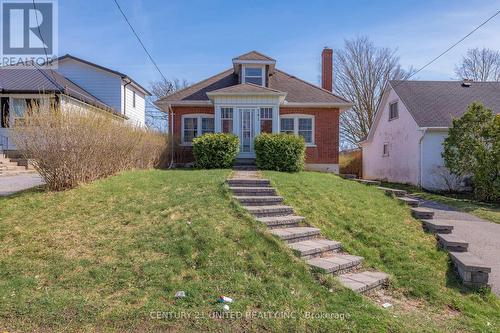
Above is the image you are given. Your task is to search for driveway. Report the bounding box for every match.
[419,198,500,296]
[0,173,45,196]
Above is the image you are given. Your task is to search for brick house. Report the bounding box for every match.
[157,50,352,172]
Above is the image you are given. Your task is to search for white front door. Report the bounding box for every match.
[238,108,258,158]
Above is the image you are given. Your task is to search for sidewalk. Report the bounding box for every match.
[419,198,500,296]
[0,173,45,196]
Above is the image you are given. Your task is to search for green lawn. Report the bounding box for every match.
[380,182,500,224]
[0,169,498,332]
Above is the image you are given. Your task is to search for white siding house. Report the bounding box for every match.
[360,80,500,191]
[56,55,150,126]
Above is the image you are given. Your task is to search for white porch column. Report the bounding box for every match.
[214,104,221,132]
[272,105,280,133]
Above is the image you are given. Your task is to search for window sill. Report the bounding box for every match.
[305,144,317,148]
[179,143,193,147]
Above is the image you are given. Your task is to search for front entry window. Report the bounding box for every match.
[221,107,233,133]
[260,107,273,133]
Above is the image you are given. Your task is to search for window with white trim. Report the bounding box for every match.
[182,114,214,144]
[221,107,233,133]
[389,102,398,120]
[383,143,389,156]
[260,107,273,133]
[280,115,315,145]
[132,91,136,108]
[244,67,264,86]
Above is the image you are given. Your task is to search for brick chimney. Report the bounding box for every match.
[321,47,333,92]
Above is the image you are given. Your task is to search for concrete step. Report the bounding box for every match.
[340,174,357,179]
[233,165,257,171]
[228,179,270,187]
[270,226,321,243]
[256,215,305,228]
[397,196,420,207]
[234,195,283,206]
[377,186,407,197]
[307,253,363,274]
[411,207,435,219]
[449,251,491,287]
[354,179,381,186]
[229,186,276,196]
[288,238,341,259]
[337,271,390,294]
[437,234,468,252]
[244,205,294,217]
[421,219,453,234]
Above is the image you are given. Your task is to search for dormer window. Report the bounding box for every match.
[243,66,264,86]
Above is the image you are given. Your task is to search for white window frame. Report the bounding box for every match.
[242,65,265,86]
[181,113,214,145]
[220,107,234,133]
[389,101,398,121]
[383,142,389,157]
[279,114,315,146]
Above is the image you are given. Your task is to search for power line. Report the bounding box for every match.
[402,9,500,82]
[112,0,167,82]
[32,0,63,91]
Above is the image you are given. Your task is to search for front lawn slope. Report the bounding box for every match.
[1,169,398,332]
[265,171,500,332]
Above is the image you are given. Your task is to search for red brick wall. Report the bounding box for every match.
[171,106,214,162]
[280,108,340,164]
[171,106,339,165]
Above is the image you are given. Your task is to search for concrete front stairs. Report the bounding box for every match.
[0,152,33,176]
[228,170,389,294]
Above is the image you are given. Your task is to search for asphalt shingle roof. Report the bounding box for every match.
[390,80,500,127]
[160,68,350,104]
[233,51,275,61]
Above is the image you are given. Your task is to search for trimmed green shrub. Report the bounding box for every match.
[193,133,239,169]
[254,133,305,172]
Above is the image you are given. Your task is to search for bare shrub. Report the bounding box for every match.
[340,149,362,178]
[431,166,464,192]
[11,105,167,190]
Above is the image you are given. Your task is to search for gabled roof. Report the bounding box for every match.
[390,80,500,127]
[233,51,275,62]
[0,67,116,113]
[159,68,351,106]
[207,83,285,96]
[56,54,151,95]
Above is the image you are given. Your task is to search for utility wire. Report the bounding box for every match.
[397,9,500,84]
[112,0,167,82]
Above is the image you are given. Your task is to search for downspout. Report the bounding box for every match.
[167,103,175,169]
[418,128,427,187]
[123,80,132,116]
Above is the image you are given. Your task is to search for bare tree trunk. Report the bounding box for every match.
[334,36,412,147]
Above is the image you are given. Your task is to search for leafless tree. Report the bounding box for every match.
[334,36,413,146]
[455,47,500,82]
[146,78,189,132]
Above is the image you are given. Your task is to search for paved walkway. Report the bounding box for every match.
[419,198,500,296]
[0,173,44,196]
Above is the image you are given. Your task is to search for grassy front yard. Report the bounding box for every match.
[380,182,500,224]
[0,169,498,332]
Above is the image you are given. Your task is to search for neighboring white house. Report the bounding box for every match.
[360,80,500,190]
[55,54,150,126]
[0,56,150,151]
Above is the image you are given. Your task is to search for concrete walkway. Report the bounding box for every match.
[0,173,44,196]
[419,198,500,296]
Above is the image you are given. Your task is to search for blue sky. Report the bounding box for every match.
[58,0,500,89]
